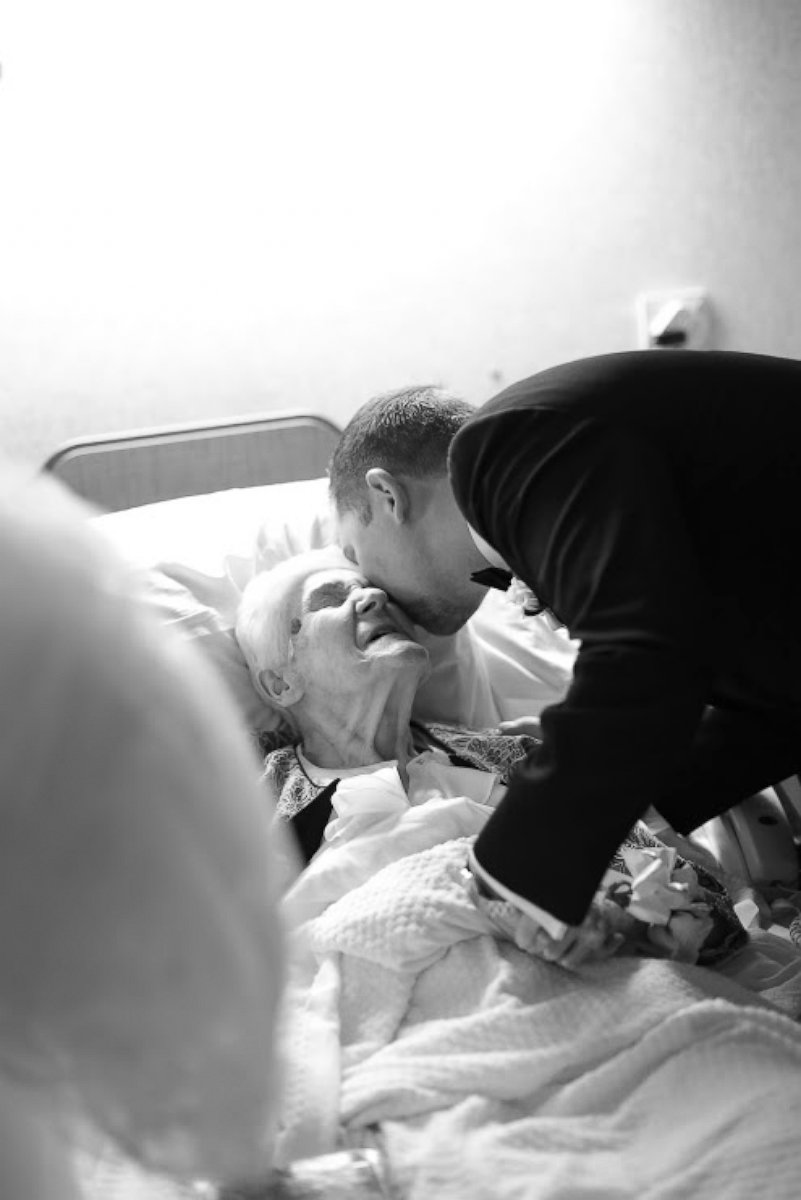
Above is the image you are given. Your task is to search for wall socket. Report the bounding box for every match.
[635,287,710,350]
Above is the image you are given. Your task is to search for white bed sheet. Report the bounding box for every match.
[278,791,801,1199]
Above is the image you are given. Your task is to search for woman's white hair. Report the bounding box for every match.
[236,546,351,690]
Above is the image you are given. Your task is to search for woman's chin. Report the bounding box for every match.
[368,640,430,677]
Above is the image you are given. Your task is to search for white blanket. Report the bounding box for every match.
[278,798,801,1200]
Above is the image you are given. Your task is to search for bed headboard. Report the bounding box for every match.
[42,411,343,512]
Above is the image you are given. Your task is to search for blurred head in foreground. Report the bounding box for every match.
[0,466,291,1195]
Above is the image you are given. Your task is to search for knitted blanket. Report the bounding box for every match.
[278,803,801,1200]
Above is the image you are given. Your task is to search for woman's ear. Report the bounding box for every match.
[256,666,304,709]
[364,468,409,523]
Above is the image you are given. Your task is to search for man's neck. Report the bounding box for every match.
[467,524,510,570]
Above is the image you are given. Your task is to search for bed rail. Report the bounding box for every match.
[42,411,342,512]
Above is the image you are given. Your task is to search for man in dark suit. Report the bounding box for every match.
[330,352,801,953]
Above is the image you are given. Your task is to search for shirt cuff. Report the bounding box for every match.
[467,845,569,940]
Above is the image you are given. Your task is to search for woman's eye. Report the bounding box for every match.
[306,583,353,611]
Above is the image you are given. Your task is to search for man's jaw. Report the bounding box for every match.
[404,596,481,637]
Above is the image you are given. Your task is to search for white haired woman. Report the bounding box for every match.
[236,548,746,971]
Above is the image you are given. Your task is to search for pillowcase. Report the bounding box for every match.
[93,479,335,736]
[93,478,577,738]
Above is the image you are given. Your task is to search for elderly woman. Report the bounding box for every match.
[236,547,746,970]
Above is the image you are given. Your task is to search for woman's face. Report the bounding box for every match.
[286,565,430,693]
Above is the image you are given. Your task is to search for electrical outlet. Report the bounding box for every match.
[635,287,710,350]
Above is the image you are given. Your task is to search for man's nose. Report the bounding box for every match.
[355,587,387,613]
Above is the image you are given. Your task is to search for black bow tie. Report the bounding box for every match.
[470,566,513,592]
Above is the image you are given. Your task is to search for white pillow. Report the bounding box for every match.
[467,588,578,722]
[93,479,334,736]
[93,478,576,737]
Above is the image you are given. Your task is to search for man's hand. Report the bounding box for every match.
[509,901,629,969]
[464,872,631,970]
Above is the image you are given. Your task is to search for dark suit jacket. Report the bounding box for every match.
[449,350,801,924]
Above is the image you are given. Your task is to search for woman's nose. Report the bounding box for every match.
[355,587,387,613]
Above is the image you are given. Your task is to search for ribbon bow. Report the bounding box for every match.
[470,566,513,591]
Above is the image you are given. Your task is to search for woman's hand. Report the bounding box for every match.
[509,901,629,969]
[642,904,715,962]
[496,716,543,739]
[513,894,714,968]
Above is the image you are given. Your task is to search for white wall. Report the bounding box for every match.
[2,0,800,467]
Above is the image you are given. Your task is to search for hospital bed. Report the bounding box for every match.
[43,412,801,1200]
[44,410,801,895]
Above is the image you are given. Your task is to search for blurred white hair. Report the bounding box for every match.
[0,463,290,1188]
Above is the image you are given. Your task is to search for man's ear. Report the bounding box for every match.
[364,468,409,524]
[256,666,305,709]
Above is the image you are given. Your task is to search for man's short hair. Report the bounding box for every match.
[329,385,474,522]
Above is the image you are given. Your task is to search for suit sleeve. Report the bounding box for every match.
[452,410,725,925]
